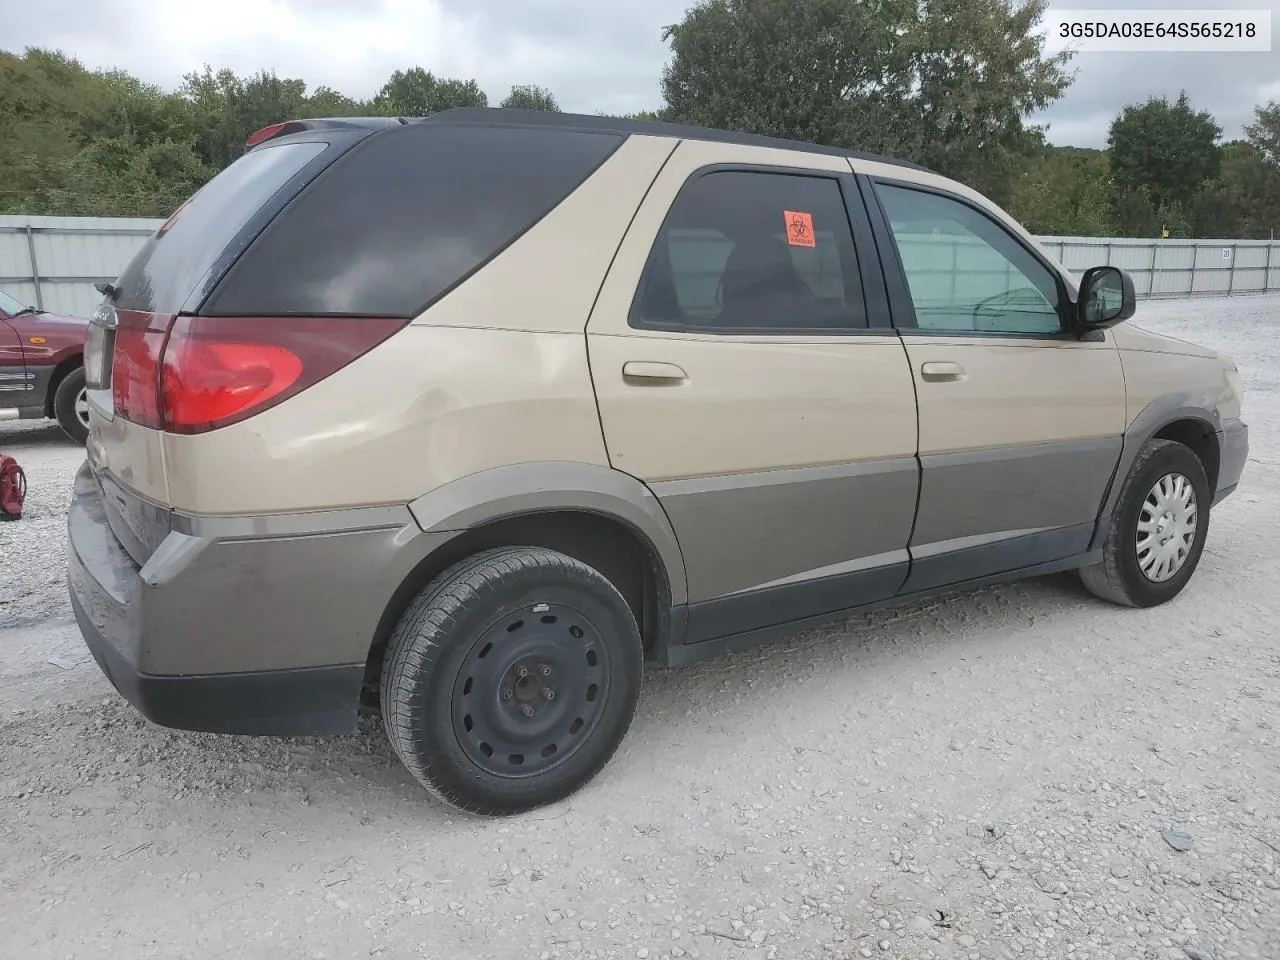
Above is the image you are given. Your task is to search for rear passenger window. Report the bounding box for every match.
[204,124,624,318]
[632,171,866,332]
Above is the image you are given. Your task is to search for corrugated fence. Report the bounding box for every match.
[2,214,1278,319]
[0,215,162,317]
[1039,236,1279,299]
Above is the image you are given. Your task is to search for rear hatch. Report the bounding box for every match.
[85,112,627,565]
[84,120,394,565]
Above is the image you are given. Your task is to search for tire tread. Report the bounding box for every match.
[380,546,640,815]
[1080,438,1208,607]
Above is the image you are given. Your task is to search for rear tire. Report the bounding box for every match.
[380,546,643,815]
[1080,438,1211,607]
[53,367,89,445]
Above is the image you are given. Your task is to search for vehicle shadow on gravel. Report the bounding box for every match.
[4,569,1097,826]
[0,420,79,449]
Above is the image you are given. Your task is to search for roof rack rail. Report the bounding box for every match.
[417,107,931,174]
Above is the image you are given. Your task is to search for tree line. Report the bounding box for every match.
[2,0,1278,239]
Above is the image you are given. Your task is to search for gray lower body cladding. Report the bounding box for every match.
[1214,418,1248,503]
[654,438,1124,646]
[65,419,1248,735]
[66,461,449,736]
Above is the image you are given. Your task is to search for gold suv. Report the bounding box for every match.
[68,109,1249,814]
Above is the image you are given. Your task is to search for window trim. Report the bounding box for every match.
[183,132,361,316]
[626,163,883,337]
[863,175,1079,342]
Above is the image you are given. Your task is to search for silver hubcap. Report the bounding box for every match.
[75,387,90,428]
[1136,472,1198,583]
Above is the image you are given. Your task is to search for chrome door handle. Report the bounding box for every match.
[622,361,687,383]
[920,361,966,382]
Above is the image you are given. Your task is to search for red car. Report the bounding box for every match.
[0,288,90,443]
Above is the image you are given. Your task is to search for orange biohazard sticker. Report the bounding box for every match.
[784,210,815,247]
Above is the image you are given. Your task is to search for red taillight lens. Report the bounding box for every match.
[153,315,407,435]
[111,310,171,429]
[161,335,303,430]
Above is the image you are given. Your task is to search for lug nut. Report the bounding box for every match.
[502,688,513,701]
[517,666,529,678]
[520,704,535,717]
[539,664,552,677]
[543,688,556,701]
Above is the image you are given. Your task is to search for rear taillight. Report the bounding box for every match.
[161,333,303,430]
[111,310,170,428]
[85,303,117,390]
[110,314,407,435]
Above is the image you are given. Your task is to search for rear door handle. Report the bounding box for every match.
[920,361,966,382]
[622,361,687,383]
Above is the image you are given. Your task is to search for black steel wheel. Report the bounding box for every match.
[451,602,612,778]
[381,546,643,815]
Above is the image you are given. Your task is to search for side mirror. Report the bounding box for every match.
[1076,266,1135,330]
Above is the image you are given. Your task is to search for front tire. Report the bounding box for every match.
[53,367,89,445]
[1080,438,1211,607]
[380,546,643,815]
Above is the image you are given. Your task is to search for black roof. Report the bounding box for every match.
[419,107,930,174]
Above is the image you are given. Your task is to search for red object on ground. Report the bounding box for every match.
[1,452,26,520]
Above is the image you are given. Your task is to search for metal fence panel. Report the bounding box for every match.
[0,215,162,317]
[2,216,1280,320]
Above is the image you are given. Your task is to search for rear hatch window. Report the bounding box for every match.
[112,140,331,314]
[201,123,624,318]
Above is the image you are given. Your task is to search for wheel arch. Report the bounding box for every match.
[1151,418,1220,494]
[361,462,688,707]
[1091,396,1223,550]
[43,353,84,418]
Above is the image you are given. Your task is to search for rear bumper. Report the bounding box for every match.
[1215,418,1249,504]
[66,461,439,736]
[71,591,365,736]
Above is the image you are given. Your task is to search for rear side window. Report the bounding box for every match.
[114,141,329,313]
[632,170,866,332]
[203,124,625,318]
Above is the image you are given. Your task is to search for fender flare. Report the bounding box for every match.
[1090,393,1222,550]
[408,461,689,606]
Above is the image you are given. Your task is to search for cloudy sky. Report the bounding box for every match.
[2,0,1277,149]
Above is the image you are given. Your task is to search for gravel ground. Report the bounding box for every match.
[1,295,1277,960]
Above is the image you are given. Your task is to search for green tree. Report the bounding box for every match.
[373,68,487,116]
[0,48,208,215]
[306,85,365,117]
[1244,101,1280,166]
[500,84,559,112]
[180,66,309,170]
[659,0,1072,203]
[1107,91,1221,213]
[1009,146,1113,236]
[1193,141,1280,239]
[1110,186,1192,239]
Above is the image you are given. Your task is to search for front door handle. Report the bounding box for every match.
[920,361,966,382]
[622,361,687,383]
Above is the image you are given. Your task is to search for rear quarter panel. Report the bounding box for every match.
[96,135,678,516]
[162,325,610,514]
